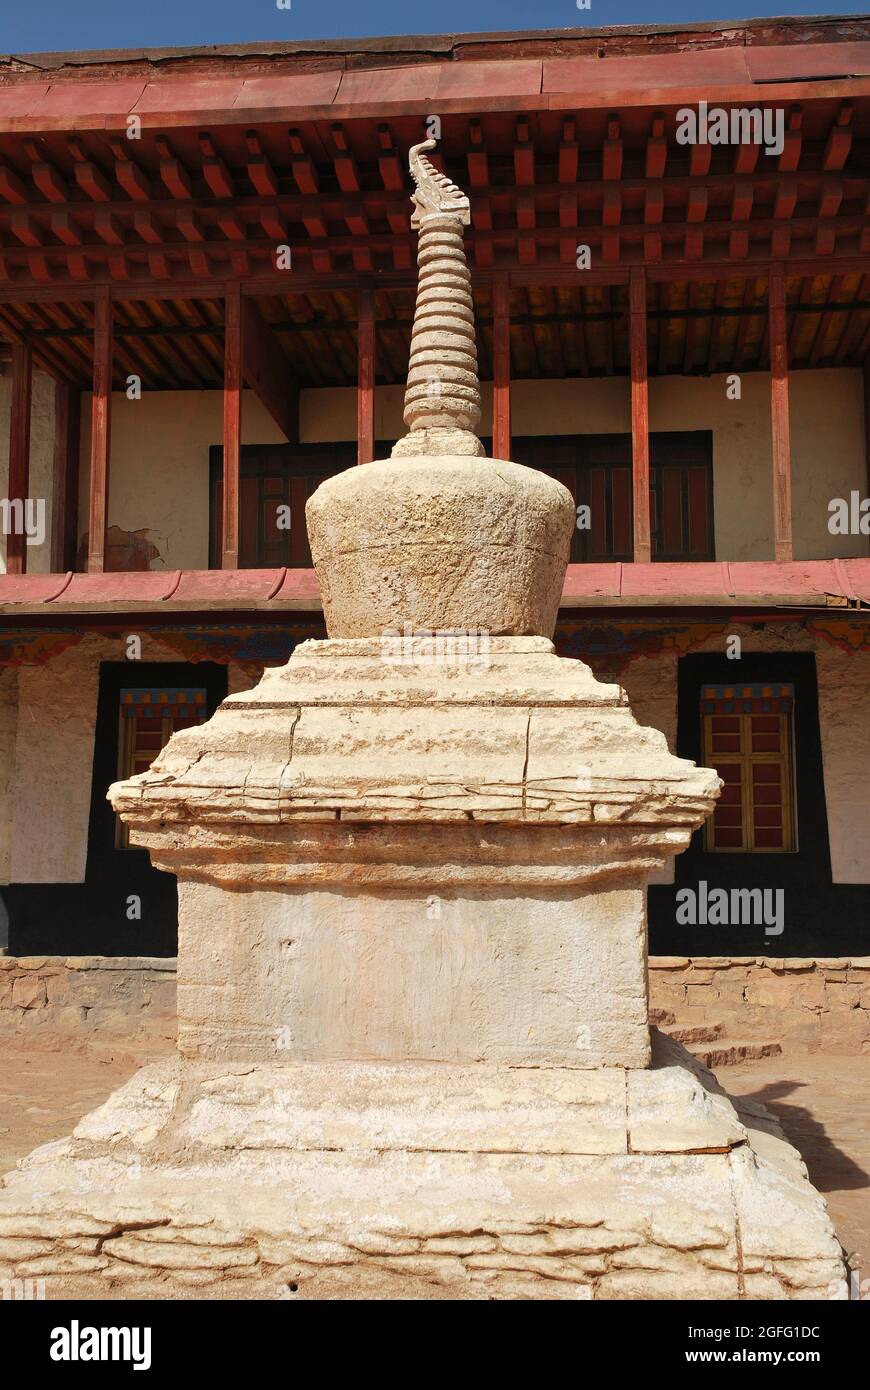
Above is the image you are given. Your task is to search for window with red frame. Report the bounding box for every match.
[701,683,796,853]
[116,688,208,848]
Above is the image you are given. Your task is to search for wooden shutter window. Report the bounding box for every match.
[701,683,796,853]
[116,688,208,848]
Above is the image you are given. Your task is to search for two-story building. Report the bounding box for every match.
[0,17,867,1031]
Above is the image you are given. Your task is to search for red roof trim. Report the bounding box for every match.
[0,42,868,132]
[1,560,868,617]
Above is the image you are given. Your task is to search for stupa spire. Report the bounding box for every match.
[392,138,484,458]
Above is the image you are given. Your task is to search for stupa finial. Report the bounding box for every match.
[408,138,471,227]
[392,136,484,458]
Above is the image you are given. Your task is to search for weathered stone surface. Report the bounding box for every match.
[397,145,481,447]
[11,975,45,1009]
[649,956,870,1056]
[628,1067,745,1155]
[110,638,718,856]
[173,878,651,1067]
[81,1058,632,1156]
[0,1042,846,1300]
[107,637,717,1071]
[0,954,176,1038]
[307,457,575,639]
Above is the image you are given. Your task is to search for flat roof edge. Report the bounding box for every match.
[2,14,868,73]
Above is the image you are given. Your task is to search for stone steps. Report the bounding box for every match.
[667,1022,724,1046]
[649,1008,676,1027]
[653,1009,782,1067]
[692,1038,783,1068]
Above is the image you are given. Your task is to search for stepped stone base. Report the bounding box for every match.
[0,1034,845,1300]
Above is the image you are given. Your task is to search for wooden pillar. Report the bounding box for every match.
[863,355,870,499]
[51,381,81,572]
[629,267,651,564]
[492,275,511,460]
[357,285,375,465]
[87,288,113,574]
[222,282,242,569]
[6,341,33,575]
[769,264,794,563]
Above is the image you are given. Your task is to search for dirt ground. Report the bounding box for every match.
[1,1039,867,1299]
[0,1035,172,1176]
[725,1053,870,1286]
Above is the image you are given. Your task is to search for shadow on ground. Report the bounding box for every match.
[742,1078,870,1194]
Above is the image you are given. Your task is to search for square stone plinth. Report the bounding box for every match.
[177,879,650,1068]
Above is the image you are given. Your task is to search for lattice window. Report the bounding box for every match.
[115,688,208,849]
[701,683,796,853]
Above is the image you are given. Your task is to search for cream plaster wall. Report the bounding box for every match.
[2,633,252,884]
[606,621,870,887]
[78,390,286,571]
[0,369,56,575]
[512,377,632,436]
[10,636,102,883]
[649,370,867,562]
[814,638,870,885]
[74,369,866,570]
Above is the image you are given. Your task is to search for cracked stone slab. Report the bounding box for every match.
[0,1043,847,1301]
[628,1065,747,1154]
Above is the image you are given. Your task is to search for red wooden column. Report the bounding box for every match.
[768,265,794,563]
[222,282,242,569]
[629,267,652,564]
[863,356,870,499]
[856,353,861,500]
[357,285,375,465]
[51,381,81,572]
[492,275,511,460]
[87,288,112,574]
[6,341,33,575]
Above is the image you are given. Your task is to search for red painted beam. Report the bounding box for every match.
[222,281,242,568]
[86,287,112,574]
[241,297,299,443]
[356,284,375,466]
[629,267,651,564]
[6,340,32,575]
[864,355,870,499]
[492,274,511,461]
[52,380,81,573]
[768,265,794,563]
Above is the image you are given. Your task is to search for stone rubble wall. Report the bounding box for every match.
[650,956,870,1054]
[0,956,176,1038]
[2,953,869,1054]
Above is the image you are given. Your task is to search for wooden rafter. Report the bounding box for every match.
[0,94,861,292]
[239,296,300,444]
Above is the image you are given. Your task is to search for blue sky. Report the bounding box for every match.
[0,1,860,55]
